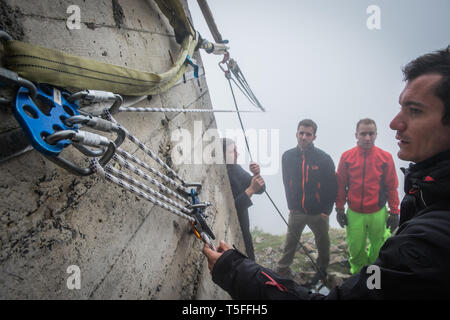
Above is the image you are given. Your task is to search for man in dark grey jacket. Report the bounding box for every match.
[204,47,450,299]
[276,119,337,286]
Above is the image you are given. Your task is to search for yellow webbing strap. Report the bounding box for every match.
[2,0,197,96]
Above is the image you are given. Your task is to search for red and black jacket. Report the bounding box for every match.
[336,145,400,214]
[282,144,337,215]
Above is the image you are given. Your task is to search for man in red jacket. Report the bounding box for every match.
[335,118,400,274]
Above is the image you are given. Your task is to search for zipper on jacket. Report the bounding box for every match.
[301,153,308,214]
[360,150,367,212]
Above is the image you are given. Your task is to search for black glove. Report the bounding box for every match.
[336,210,347,228]
[386,213,399,233]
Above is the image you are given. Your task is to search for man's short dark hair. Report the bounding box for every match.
[297,119,317,134]
[402,46,450,125]
[356,118,377,132]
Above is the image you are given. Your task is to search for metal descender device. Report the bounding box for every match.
[188,187,216,251]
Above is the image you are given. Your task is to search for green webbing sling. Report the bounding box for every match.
[2,0,196,96]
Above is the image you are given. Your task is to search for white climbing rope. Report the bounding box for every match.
[118,106,259,113]
[103,110,187,186]
[90,158,195,222]
[111,153,191,206]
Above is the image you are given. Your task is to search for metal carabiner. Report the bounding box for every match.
[189,188,216,250]
[187,203,211,210]
[0,67,38,105]
[218,51,231,79]
[44,130,116,176]
[191,218,216,251]
[67,90,123,115]
[184,182,203,195]
[0,31,37,103]
[64,114,126,148]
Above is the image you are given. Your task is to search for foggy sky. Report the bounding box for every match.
[187,0,450,234]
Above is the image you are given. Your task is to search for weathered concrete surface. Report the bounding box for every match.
[0,0,244,299]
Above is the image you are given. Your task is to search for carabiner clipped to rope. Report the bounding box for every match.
[45,130,116,176]
[67,90,123,115]
[189,188,216,251]
[46,130,116,176]
[218,51,231,79]
[64,114,126,149]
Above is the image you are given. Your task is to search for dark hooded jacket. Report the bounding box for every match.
[212,150,450,299]
[226,164,265,261]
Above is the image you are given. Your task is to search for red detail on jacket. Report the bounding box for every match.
[261,271,287,292]
[424,176,434,182]
[301,154,307,213]
[315,182,321,202]
[336,146,400,214]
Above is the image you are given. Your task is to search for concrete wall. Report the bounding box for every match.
[0,0,244,299]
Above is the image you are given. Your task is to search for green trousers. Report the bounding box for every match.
[346,207,391,274]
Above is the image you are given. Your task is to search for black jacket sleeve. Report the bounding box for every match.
[281,152,290,208]
[254,181,266,195]
[234,191,253,212]
[212,249,319,300]
[318,154,337,215]
[211,210,450,299]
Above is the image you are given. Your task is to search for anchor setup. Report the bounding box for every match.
[0,0,328,291]
[0,0,241,251]
[0,0,326,290]
[0,0,262,252]
[4,70,217,249]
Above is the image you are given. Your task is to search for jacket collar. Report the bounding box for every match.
[399,149,450,225]
[407,149,450,174]
[356,144,375,155]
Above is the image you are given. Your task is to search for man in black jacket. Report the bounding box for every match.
[203,47,450,299]
[276,119,337,286]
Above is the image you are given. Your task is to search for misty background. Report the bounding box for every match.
[187,0,450,235]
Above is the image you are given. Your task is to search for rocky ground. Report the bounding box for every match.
[252,227,352,291]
